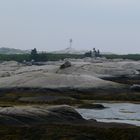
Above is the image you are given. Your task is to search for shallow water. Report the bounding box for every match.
[77,103,140,126]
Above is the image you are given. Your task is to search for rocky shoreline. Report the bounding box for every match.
[0,60,140,139]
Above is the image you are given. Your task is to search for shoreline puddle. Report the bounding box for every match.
[77,103,140,126]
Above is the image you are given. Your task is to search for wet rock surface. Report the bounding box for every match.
[78,103,105,109]
[130,84,140,91]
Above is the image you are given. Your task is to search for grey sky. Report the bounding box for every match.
[0,0,140,54]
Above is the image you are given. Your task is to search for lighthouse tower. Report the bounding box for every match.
[69,38,73,48]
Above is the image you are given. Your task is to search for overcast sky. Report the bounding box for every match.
[0,0,140,54]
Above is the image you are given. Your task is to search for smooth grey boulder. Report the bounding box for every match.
[60,61,71,69]
[0,105,84,126]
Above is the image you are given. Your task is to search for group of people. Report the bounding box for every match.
[84,48,101,58]
[91,48,101,58]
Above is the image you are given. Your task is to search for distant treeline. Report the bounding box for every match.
[0,53,84,62]
[103,54,140,61]
[0,53,140,62]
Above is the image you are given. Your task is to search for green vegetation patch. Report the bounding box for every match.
[0,124,139,140]
[103,54,140,61]
[0,53,84,62]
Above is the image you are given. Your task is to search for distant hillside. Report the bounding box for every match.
[0,47,30,54]
[51,47,88,54]
[51,47,115,55]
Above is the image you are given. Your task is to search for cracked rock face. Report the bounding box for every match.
[0,105,84,126]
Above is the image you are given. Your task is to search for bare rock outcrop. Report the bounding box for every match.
[0,60,139,90]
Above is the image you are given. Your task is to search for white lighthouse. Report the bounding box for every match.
[69,38,73,48]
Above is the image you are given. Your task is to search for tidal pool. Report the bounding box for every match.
[77,103,140,126]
